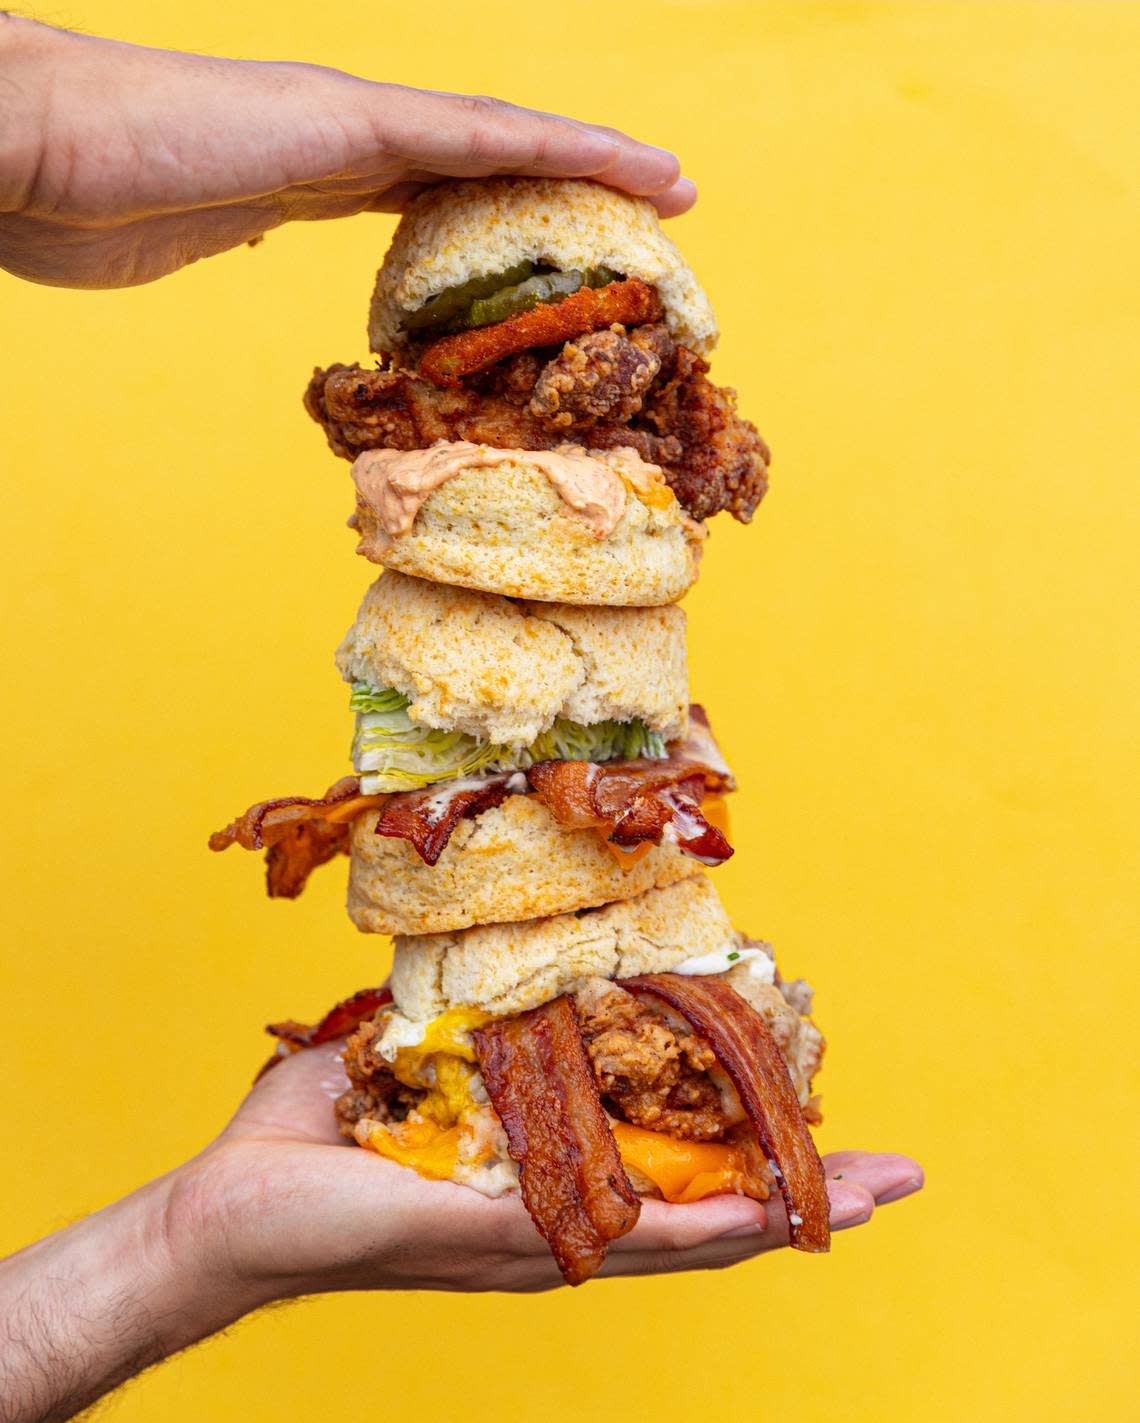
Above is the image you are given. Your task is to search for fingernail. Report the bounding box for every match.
[876,1174,924,1205]
[833,1206,873,1231]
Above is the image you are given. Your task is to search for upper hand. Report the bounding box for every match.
[0,17,694,289]
[166,1041,924,1297]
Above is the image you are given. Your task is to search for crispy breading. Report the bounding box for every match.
[305,330,770,523]
[529,326,667,426]
[636,347,771,522]
[417,279,663,386]
[622,975,830,1253]
[576,983,733,1140]
[335,1018,423,1135]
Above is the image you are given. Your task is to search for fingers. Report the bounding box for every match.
[348,84,692,212]
[822,1150,926,1206]
[224,1041,349,1145]
[596,1151,925,1279]
[613,1194,766,1253]
[652,177,698,218]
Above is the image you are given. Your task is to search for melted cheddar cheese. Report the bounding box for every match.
[357,1008,497,1181]
[610,1121,756,1203]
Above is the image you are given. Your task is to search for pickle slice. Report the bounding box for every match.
[456,267,624,330]
[459,270,582,329]
[403,263,626,336]
[401,262,536,332]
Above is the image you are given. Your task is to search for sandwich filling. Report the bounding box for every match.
[210,705,735,890]
[261,946,827,1283]
[349,440,677,550]
[349,681,666,794]
[306,267,770,524]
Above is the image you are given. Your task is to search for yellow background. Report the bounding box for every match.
[3,2,1137,1418]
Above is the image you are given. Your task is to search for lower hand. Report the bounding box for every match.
[0,1037,921,1423]
[169,1041,924,1295]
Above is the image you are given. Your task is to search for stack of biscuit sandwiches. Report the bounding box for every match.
[213,180,829,1283]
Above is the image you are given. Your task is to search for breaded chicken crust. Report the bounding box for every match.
[305,326,770,523]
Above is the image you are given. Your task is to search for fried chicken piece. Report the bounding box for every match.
[475,350,544,405]
[304,361,513,456]
[577,984,734,1141]
[529,325,669,426]
[641,348,771,522]
[307,360,664,463]
[418,279,663,386]
[305,329,770,523]
[334,1018,423,1137]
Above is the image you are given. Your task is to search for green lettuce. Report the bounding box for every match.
[349,683,666,794]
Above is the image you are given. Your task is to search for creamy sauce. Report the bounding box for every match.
[350,440,671,547]
[671,944,776,981]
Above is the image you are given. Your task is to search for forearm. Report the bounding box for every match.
[0,1169,270,1423]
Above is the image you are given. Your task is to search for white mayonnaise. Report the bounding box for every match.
[669,944,776,982]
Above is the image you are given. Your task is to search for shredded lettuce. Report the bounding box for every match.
[526,717,666,764]
[349,684,412,716]
[349,683,666,794]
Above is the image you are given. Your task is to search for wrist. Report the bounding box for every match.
[0,1163,273,1423]
[154,1154,289,1332]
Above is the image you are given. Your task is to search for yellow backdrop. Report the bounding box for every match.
[3,2,1137,1418]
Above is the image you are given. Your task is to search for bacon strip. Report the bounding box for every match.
[210,707,735,891]
[210,777,382,898]
[419,280,663,387]
[372,773,519,866]
[257,985,393,1081]
[209,777,381,851]
[527,707,735,865]
[529,766,730,864]
[620,975,830,1253]
[474,996,641,1285]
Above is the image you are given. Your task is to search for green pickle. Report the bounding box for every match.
[402,263,623,335]
[401,262,536,332]
[461,270,582,328]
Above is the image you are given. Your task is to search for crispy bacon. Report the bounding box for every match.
[262,820,344,898]
[267,986,393,1049]
[620,975,830,1253]
[372,773,520,866]
[257,985,394,1081]
[210,777,382,898]
[419,280,664,387]
[529,766,730,864]
[209,777,380,851]
[210,707,735,890]
[527,706,735,865]
[474,996,641,1285]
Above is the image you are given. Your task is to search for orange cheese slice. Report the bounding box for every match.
[355,1118,462,1180]
[611,1120,753,1203]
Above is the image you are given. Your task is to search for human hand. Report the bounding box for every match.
[0,1038,921,1422]
[167,1040,925,1295]
[0,16,694,290]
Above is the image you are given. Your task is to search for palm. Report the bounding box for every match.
[169,1043,921,1294]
